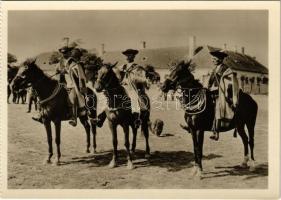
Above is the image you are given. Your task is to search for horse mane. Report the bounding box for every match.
[23,58,57,83]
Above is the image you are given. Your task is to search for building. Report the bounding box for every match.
[102,44,268,94]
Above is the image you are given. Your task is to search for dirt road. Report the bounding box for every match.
[8,91,268,189]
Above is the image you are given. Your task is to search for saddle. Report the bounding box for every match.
[213,69,239,132]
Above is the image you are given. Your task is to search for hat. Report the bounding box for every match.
[122,49,139,57]
[59,46,74,54]
[59,42,78,54]
[210,50,228,59]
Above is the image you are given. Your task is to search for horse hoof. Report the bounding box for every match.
[44,160,52,165]
[189,166,198,176]
[127,161,134,170]
[145,153,151,159]
[240,162,248,168]
[53,161,61,166]
[86,149,90,153]
[195,169,203,179]
[93,150,98,154]
[249,160,255,172]
[108,161,117,169]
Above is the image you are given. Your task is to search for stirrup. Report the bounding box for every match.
[210,132,219,141]
[32,116,43,124]
[69,119,77,127]
[89,118,103,128]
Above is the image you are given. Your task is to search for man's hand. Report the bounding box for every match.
[80,87,87,95]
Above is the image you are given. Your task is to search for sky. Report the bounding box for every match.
[8,10,268,65]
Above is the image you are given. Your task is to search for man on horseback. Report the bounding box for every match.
[32,43,88,126]
[92,49,151,128]
[208,50,239,141]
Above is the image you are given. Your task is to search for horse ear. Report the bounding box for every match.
[32,58,37,64]
[111,61,118,68]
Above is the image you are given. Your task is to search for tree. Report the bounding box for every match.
[8,53,17,64]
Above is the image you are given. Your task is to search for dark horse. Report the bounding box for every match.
[12,59,98,165]
[161,61,258,177]
[94,62,150,169]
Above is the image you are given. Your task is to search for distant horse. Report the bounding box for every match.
[8,66,19,103]
[12,59,98,165]
[94,62,150,169]
[161,61,258,177]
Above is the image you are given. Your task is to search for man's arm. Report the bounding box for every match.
[208,70,215,89]
[135,67,150,89]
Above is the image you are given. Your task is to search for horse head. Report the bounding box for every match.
[12,58,40,90]
[94,61,118,92]
[161,60,194,93]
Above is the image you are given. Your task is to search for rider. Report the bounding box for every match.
[32,43,87,126]
[92,48,151,128]
[207,50,229,141]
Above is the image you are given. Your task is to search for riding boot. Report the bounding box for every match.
[133,112,142,129]
[90,111,107,128]
[210,119,219,141]
[69,103,77,127]
[32,112,43,124]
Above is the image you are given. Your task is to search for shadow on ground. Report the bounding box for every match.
[61,150,222,172]
[202,163,268,180]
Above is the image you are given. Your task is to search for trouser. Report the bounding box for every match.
[28,95,38,111]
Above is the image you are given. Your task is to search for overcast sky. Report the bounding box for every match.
[8,10,268,65]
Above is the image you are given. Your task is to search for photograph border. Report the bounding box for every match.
[1,1,280,198]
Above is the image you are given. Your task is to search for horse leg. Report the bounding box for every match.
[190,129,200,176]
[140,111,150,158]
[123,124,134,170]
[237,123,249,168]
[195,130,204,178]
[91,123,97,154]
[108,121,118,168]
[246,121,256,171]
[131,127,137,155]
[43,120,53,164]
[79,116,91,153]
[142,121,150,158]
[54,120,61,165]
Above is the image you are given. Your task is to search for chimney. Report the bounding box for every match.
[223,43,227,50]
[100,43,105,55]
[188,35,196,59]
[142,41,146,49]
[241,46,245,54]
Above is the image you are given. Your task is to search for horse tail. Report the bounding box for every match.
[247,97,258,161]
[233,128,237,138]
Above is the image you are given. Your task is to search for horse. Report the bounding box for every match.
[94,62,151,169]
[12,58,98,165]
[161,61,258,177]
[8,66,19,103]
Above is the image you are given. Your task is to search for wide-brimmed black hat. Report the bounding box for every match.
[210,50,228,59]
[59,46,74,54]
[122,49,139,57]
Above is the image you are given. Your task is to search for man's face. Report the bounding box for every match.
[211,56,223,66]
[126,54,135,63]
[62,51,71,59]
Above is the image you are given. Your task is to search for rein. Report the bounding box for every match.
[38,82,63,105]
[181,88,207,115]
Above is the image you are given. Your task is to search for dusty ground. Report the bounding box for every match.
[8,88,268,189]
